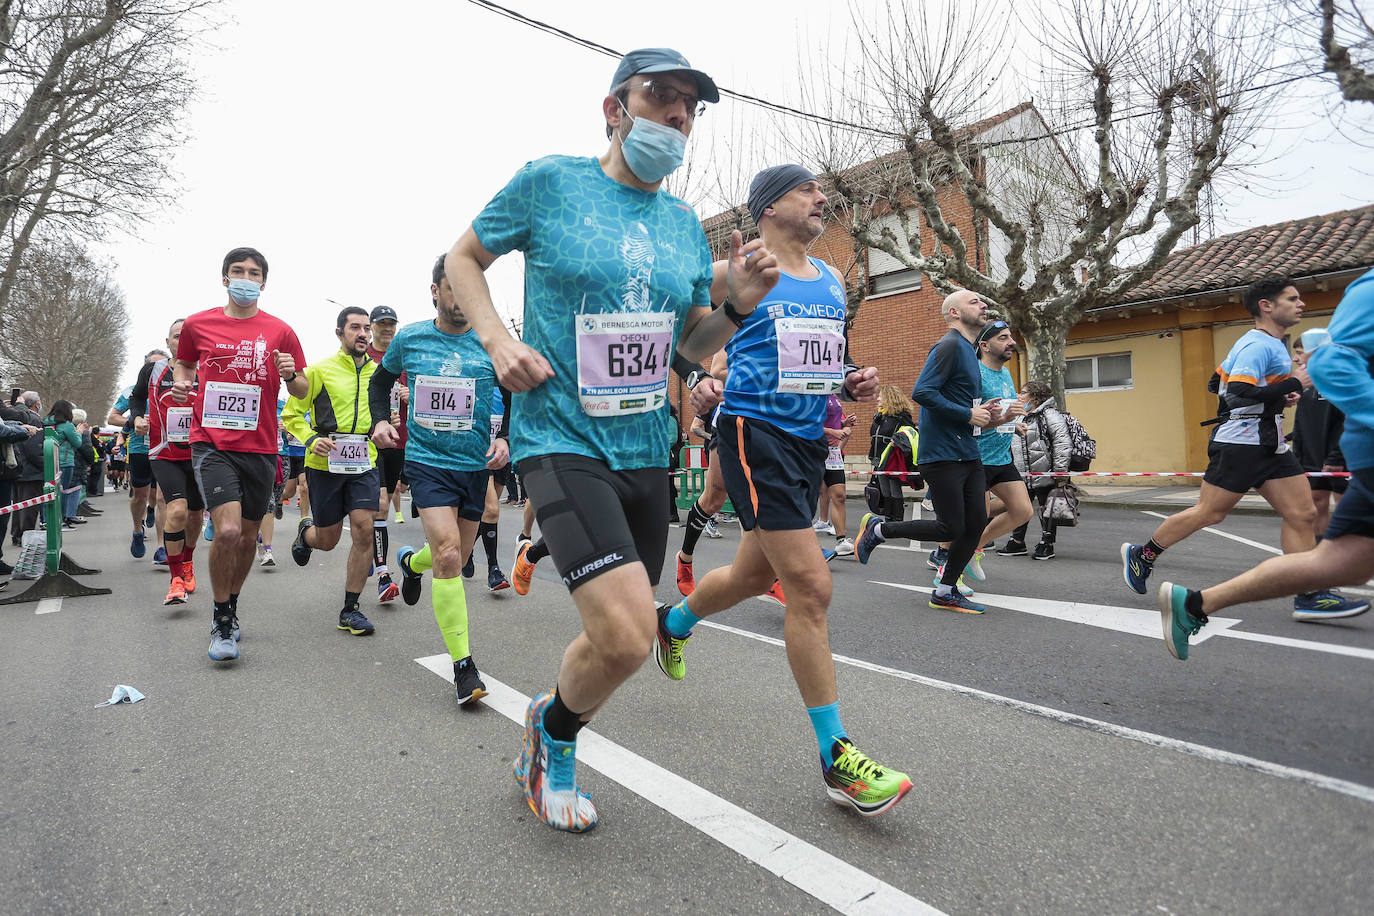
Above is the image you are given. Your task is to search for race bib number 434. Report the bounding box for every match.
[201,381,261,431]
[576,312,673,417]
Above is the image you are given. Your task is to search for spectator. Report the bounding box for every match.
[71,409,98,515]
[12,392,46,543]
[1010,380,1073,559]
[0,392,41,574]
[44,399,84,529]
[868,385,917,521]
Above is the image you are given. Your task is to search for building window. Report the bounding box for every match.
[866,212,922,297]
[1066,352,1133,391]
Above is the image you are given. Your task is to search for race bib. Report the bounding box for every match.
[489,414,503,446]
[776,318,845,394]
[327,434,370,474]
[202,381,261,431]
[825,446,845,470]
[575,312,673,417]
[167,407,193,443]
[413,375,475,431]
[389,383,402,413]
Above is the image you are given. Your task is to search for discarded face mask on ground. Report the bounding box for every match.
[94,685,146,708]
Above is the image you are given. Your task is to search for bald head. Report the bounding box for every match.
[942,289,989,338]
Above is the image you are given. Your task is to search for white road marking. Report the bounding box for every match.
[1213,628,1374,660]
[35,597,61,615]
[696,621,1374,805]
[414,656,940,916]
[1140,511,1279,554]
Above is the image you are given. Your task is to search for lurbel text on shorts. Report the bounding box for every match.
[566,552,625,583]
[765,301,846,320]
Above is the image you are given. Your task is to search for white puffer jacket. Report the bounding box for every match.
[1012,398,1072,490]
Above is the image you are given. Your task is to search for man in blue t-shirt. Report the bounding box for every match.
[110,348,170,562]
[369,256,510,707]
[854,290,1003,613]
[1122,276,1367,648]
[442,48,780,833]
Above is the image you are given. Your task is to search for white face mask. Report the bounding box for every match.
[617,102,687,183]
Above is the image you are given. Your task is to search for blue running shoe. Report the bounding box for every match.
[152,546,168,566]
[822,548,838,563]
[855,513,885,565]
[145,506,155,529]
[397,546,422,606]
[926,546,948,570]
[203,516,214,542]
[928,590,985,614]
[130,530,146,558]
[518,690,598,832]
[1157,582,1207,660]
[487,566,510,592]
[337,606,375,636]
[1292,590,1370,622]
[1121,543,1153,595]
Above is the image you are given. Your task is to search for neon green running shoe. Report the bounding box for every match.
[655,602,691,681]
[823,739,913,817]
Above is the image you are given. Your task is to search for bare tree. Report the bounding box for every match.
[2,236,129,413]
[785,0,1285,400]
[0,0,211,320]
[1318,0,1374,102]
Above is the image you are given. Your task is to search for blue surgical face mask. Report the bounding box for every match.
[618,103,687,183]
[226,278,261,306]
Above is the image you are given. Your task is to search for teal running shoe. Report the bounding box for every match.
[1158,582,1207,660]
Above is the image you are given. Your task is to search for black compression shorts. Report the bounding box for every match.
[152,458,204,511]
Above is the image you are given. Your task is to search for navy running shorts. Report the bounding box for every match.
[405,460,489,521]
[715,413,826,532]
[304,466,381,528]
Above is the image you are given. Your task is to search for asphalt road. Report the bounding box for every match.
[1,491,1370,915]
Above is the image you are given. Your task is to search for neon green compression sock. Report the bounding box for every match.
[431,575,470,661]
[411,543,433,574]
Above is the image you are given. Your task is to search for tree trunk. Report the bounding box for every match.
[1020,323,1068,407]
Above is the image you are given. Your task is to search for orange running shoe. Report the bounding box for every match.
[676,553,695,596]
[761,580,786,607]
[163,577,188,606]
[182,563,197,594]
[512,539,536,596]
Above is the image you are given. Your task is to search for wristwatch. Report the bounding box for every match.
[685,370,714,390]
[721,297,751,328]
[282,371,298,383]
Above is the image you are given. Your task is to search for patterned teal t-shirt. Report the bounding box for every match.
[977,362,1019,466]
[382,320,497,473]
[472,155,713,470]
[115,386,148,454]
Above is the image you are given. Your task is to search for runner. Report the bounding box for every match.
[173,246,307,662]
[283,306,383,635]
[969,321,1032,561]
[129,319,203,605]
[368,255,510,704]
[1157,269,1374,658]
[658,163,910,818]
[109,349,169,561]
[1289,341,1347,542]
[366,305,404,603]
[819,394,856,556]
[1121,276,1366,621]
[853,289,1001,613]
[445,48,787,831]
[674,350,730,596]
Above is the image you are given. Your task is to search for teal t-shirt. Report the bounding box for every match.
[382,320,497,473]
[471,155,713,470]
[115,386,147,454]
[977,363,1019,466]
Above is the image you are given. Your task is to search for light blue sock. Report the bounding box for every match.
[806,702,847,762]
[663,598,702,638]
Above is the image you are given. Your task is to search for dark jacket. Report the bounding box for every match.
[1290,387,1345,470]
[869,408,915,462]
[912,329,982,464]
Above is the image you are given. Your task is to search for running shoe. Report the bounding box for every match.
[255,537,266,562]
[229,615,241,642]
[855,512,885,565]
[259,547,275,567]
[338,606,376,636]
[453,655,488,704]
[833,537,855,557]
[130,530,146,558]
[518,691,597,832]
[153,546,168,566]
[1157,582,1207,660]
[203,516,214,541]
[761,580,786,607]
[655,603,692,680]
[1292,590,1370,621]
[163,577,187,606]
[822,548,838,563]
[1032,542,1055,561]
[963,549,986,581]
[208,617,238,661]
[397,546,422,606]
[488,566,511,592]
[1121,543,1153,595]
[394,510,404,524]
[183,564,197,593]
[929,590,985,613]
[926,546,948,570]
[822,739,913,817]
[291,517,314,567]
[273,499,284,520]
[813,519,835,535]
[377,575,400,603]
[703,519,722,539]
[462,552,475,579]
[512,539,536,596]
[934,567,975,597]
[996,539,1028,557]
[145,506,155,529]
[676,553,695,596]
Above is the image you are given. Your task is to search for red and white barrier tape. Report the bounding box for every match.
[670,468,1352,478]
[0,475,63,518]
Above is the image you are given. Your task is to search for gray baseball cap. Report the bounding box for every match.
[610,48,719,104]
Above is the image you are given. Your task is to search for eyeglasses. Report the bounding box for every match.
[627,80,706,117]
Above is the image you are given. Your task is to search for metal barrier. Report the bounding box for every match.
[0,429,110,605]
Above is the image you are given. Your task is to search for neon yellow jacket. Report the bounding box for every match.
[282,349,378,473]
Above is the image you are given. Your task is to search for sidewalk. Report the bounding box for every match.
[841,479,1277,516]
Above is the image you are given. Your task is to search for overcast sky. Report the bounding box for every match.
[96,0,1373,396]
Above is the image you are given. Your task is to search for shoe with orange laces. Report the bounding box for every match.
[163,577,187,606]
[760,579,786,607]
[676,552,695,596]
[182,563,197,594]
[512,538,536,596]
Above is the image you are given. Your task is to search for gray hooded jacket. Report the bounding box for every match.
[1012,397,1071,490]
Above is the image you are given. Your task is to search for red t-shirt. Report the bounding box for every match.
[136,359,198,462]
[175,306,306,454]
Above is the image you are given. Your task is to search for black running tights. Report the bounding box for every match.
[879,461,987,587]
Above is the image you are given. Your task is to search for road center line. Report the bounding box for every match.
[696,621,1374,805]
[414,655,942,916]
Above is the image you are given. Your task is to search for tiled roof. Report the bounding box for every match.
[1116,204,1374,305]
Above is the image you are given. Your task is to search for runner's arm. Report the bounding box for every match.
[367,364,400,435]
[280,370,319,452]
[677,262,739,363]
[127,362,155,419]
[496,384,512,441]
